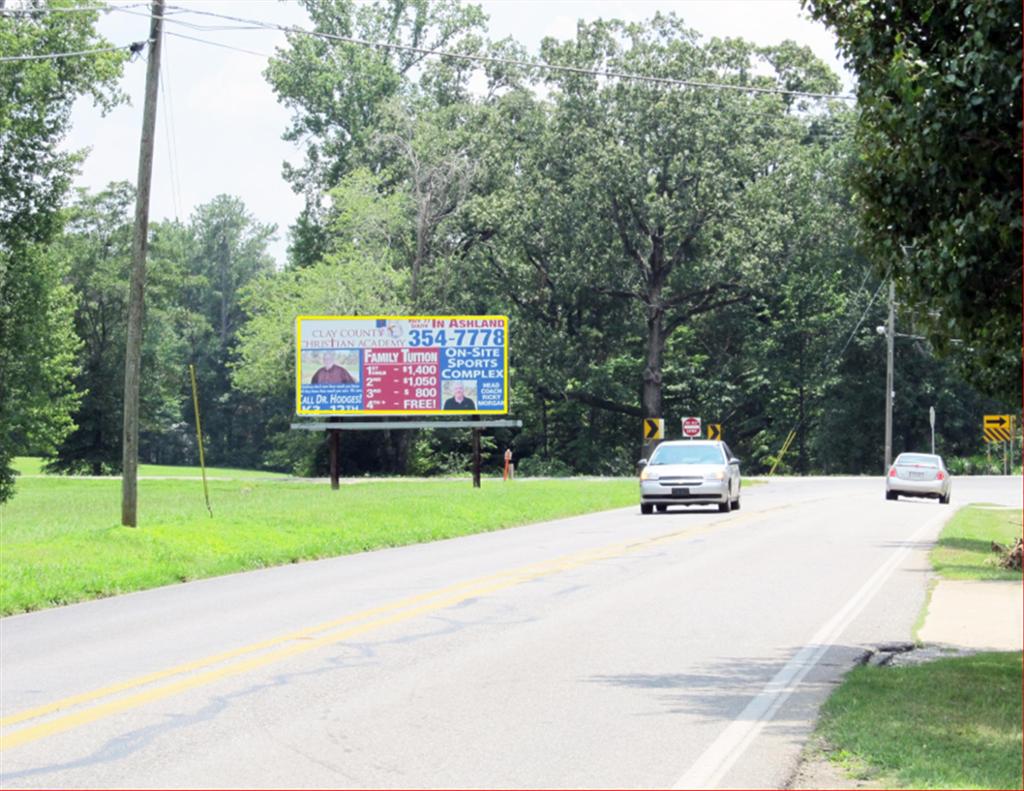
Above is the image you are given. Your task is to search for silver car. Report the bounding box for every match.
[885,452,952,503]
[638,440,741,514]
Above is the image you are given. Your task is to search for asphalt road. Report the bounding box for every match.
[2,476,1020,789]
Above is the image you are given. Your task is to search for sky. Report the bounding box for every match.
[64,0,856,266]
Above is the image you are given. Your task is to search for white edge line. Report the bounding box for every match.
[673,509,948,789]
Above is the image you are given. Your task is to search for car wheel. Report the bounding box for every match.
[886,491,897,501]
[640,503,654,515]
[718,499,731,513]
[656,504,668,513]
[940,493,950,505]
[732,497,741,511]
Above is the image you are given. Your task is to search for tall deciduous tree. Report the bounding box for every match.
[264,0,486,268]
[463,17,847,427]
[47,184,194,473]
[806,0,1022,401]
[0,1,124,500]
[181,196,276,466]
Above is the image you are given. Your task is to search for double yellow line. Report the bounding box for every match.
[1,514,742,751]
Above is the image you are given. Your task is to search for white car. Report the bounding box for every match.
[638,440,741,514]
[885,452,952,503]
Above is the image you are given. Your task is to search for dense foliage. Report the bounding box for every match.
[0,1,124,501]
[1,0,1017,500]
[805,0,1022,401]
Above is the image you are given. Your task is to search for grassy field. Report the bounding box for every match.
[816,652,1023,789]
[0,470,638,615]
[12,456,285,479]
[931,505,1023,581]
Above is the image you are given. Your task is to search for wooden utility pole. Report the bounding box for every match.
[121,0,164,527]
[883,280,895,473]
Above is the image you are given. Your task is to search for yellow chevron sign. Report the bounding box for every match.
[643,418,664,440]
[706,423,722,440]
[983,414,1013,443]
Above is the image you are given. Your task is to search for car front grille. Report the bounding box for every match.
[656,476,704,486]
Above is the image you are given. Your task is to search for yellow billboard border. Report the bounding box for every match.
[295,315,509,416]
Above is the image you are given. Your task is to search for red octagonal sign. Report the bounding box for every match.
[682,416,702,438]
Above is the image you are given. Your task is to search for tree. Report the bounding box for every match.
[180,196,276,466]
[453,17,849,467]
[541,20,846,423]
[0,1,124,500]
[46,184,194,473]
[373,100,475,304]
[805,0,1022,401]
[264,0,486,268]
[233,253,407,474]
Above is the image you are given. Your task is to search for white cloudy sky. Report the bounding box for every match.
[64,0,855,266]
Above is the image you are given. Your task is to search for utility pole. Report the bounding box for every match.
[883,280,895,472]
[122,0,164,527]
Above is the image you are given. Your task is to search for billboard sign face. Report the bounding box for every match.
[296,315,508,415]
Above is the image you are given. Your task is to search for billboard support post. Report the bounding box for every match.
[329,429,340,490]
[472,429,482,488]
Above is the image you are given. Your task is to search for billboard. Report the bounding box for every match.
[296,315,508,415]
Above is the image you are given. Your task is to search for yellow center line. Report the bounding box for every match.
[2,510,756,751]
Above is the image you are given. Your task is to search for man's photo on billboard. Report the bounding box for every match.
[303,350,359,385]
[442,380,476,410]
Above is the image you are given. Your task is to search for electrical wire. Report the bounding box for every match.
[0,2,148,14]
[0,42,139,62]
[160,4,856,102]
[765,268,893,462]
[4,3,855,100]
[158,39,183,220]
[107,4,268,32]
[163,30,272,59]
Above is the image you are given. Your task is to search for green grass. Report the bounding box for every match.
[931,505,1023,581]
[12,457,45,475]
[817,652,1023,789]
[0,475,638,615]
[12,456,284,480]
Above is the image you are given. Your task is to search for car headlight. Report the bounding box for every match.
[640,468,654,480]
[704,470,725,480]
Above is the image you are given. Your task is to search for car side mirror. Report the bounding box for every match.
[637,458,648,468]
[729,457,740,465]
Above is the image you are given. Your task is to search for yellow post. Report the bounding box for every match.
[189,364,212,516]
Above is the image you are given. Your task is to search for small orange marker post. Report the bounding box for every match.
[503,448,513,481]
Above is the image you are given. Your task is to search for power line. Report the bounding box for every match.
[161,4,856,102]
[0,41,143,62]
[3,3,856,100]
[0,2,147,14]
[108,4,269,32]
[828,268,891,364]
[765,266,892,464]
[158,41,182,220]
[164,30,271,59]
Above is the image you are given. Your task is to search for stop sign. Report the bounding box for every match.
[682,417,702,438]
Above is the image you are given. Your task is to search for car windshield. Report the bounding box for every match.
[895,454,939,467]
[650,445,724,465]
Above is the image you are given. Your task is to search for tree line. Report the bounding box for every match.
[1,0,1018,502]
